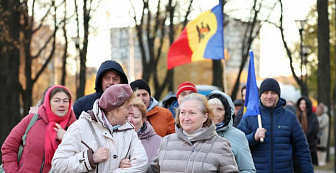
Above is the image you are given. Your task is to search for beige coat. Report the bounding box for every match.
[51,101,148,173]
[148,124,239,173]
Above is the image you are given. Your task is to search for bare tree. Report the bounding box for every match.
[230,0,266,100]
[333,0,336,168]
[20,0,63,117]
[275,0,306,95]
[317,0,331,165]
[74,0,102,99]
[130,0,193,99]
[211,0,225,91]
[0,0,22,162]
[61,1,68,85]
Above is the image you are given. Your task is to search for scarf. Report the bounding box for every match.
[43,85,72,164]
[183,128,205,140]
[215,121,225,131]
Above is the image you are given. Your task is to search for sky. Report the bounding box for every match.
[83,0,316,78]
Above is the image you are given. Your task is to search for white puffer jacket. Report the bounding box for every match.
[51,101,148,173]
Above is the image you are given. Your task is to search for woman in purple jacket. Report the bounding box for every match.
[127,98,162,162]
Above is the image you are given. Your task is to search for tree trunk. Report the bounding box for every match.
[76,0,91,99]
[0,0,22,163]
[317,0,331,164]
[212,60,224,91]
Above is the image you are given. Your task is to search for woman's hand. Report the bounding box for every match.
[119,159,132,168]
[93,147,110,163]
[54,123,66,141]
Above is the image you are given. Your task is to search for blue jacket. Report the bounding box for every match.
[238,98,313,173]
[73,60,128,119]
[168,99,178,118]
[207,90,255,173]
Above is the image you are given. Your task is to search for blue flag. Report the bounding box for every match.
[243,50,260,117]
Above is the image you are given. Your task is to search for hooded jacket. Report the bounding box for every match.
[73,60,128,119]
[1,107,76,173]
[138,121,162,162]
[147,124,239,173]
[207,90,255,173]
[146,97,175,137]
[51,100,148,173]
[238,98,313,173]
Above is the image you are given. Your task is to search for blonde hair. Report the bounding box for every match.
[208,98,223,107]
[132,98,147,120]
[175,93,214,128]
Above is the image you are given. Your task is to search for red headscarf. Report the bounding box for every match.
[42,85,72,164]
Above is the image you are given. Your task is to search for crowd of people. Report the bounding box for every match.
[1,60,329,172]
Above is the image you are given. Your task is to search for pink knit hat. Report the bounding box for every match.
[176,82,197,99]
[99,84,133,112]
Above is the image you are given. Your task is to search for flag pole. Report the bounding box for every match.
[257,114,264,143]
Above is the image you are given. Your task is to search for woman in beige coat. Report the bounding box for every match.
[51,84,148,173]
[147,93,238,173]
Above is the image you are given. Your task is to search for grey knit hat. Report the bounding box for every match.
[259,78,281,97]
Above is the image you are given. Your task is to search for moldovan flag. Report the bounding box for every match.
[243,50,260,117]
[167,3,224,69]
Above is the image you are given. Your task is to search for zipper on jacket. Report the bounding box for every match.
[271,109,273,173]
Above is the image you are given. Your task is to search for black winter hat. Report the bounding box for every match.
[259,78,280,97]
[130,79,151,96]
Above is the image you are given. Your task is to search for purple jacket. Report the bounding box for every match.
[138,121,162,162]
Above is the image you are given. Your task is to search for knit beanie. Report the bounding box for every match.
[259,78,281,97]
[99,84,133,112]
[130,79,151,96]
[176,82,197,98]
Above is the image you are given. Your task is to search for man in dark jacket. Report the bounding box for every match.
[233,85,246,127]
[73,60,128,119]
[238,78,313,173]
[130,79,175,137]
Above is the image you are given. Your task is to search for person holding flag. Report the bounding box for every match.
[237,51,313,173]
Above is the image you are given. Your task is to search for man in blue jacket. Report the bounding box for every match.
[73,60,128,119]
[238,78,313,173]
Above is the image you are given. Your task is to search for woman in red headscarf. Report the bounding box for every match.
[1,85,76,173]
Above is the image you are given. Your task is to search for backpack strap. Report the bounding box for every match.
[17,113,39,162]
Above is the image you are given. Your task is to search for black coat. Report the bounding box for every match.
[73,60,128,119]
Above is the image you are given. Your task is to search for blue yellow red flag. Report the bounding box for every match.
[243,50,260,117]
[167,3,224,69]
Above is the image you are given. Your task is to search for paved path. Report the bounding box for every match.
[314,170,334,173]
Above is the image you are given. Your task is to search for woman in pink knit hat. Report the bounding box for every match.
[51,84,148,173]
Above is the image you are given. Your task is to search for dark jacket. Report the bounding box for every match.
[168,99,178,118]
[233,107,244,127]
[238,98,313,173]
[73,60,128,119]
[297,96,319,165]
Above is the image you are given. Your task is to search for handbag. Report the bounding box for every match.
[0,113,39,173]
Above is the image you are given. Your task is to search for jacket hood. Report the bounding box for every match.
[207,90,234,130]
[138,121,158,139]
[95,60,128,94]
[296,96,313,115]
[147,97,158,111]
